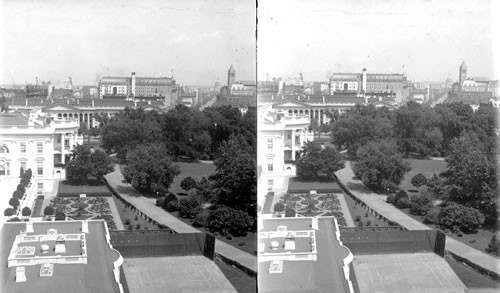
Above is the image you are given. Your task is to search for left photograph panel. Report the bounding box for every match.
[0,0,257,292]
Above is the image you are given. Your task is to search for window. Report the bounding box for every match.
[37,183,44,193]
[20,142,26,153]
[0,145,8,153]
[64,139,70,150]
[37,142,43,153]
[267,159,274,172]
[0,161,5,176]
[267,179,274,191]
[267,138,273,150]
[37,161,43,175]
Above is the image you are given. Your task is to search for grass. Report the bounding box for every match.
[169,161,216,194]
[398,159,497,257]
[287,177,343,193]
[215,259,256,293]
[445,255,500,289]
[400,159,447,191]
[343,192,391,227]
[58,179,112,196]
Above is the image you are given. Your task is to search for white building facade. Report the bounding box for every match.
[0,110,82,194]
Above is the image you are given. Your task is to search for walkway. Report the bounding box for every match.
[104,165,257,274]
[335,162,500,277]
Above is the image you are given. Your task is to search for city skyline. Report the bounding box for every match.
[258,0,499,83]
[0,0,255,86]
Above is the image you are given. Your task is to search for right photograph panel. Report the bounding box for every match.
[257,0,499,292]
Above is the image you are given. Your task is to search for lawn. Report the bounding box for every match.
[58,179,112,197]
[400,159,447,191]
[287,177,343,193]
[169,161,216,194]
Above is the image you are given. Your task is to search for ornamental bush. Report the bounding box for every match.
[180,177,197,192]
[285,208,296,217]
[424,207,441,224]
[165,193,178,204]
[207,206,253,237]
[438,204,484,233]
[274,202,285,213]
[394,197,411,209]
[193,209,210,227]
[164,200,179,212]
[55,211,66,221]
[394,190,409,203]
[409,195,432,216]
[21,207,31,217]
[9,197,20,209]
[156,197,165,207]
[44,206,55,216]
[4,208,15,217]
[178,197,200,219]
[485,235,500,256]
[411,173,428,189]
[17,184,26,194]
[386,194,396,204]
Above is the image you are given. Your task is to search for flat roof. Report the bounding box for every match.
[0,113,29,126]
[258,217,351,293]
[0,221,120,293]
[122,256,236,293]
[352,253,466,293]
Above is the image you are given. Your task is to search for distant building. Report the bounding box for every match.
[227,65,236,89]
[230,80,256,96]
[329,68,410,104]
[450,61,499,103]
[0,110,82,194]
[98,72,178,107]
[25,84,49,99]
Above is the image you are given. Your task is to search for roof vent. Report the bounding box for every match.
[269,260,283,274]
[16,267,27,282]
[40,264,54,277]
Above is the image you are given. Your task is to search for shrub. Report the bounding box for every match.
[485,235,500,256]
[274,202,285,213]
[394,190,409,203]
[124,219,131,225]
[424,207,440,224]
[21,207,31,217]
[193,209,210,227]
[178,197,200,219]
[409,196,432,216]
[44,206,55,216]
[156,197,165,207]
[386,194,396,204]
[355,215,361,222]
[357,221,364,227]
[285,208,296,217]
[394,198,411,209]
[17,184,26,194]
[207,207,253,237]
[366,220,371,226]
[180,177,198,191]
[9,197,20,209]
[164,200,179,212]
[4,208,15,217]
[165,193,178,204]
[12,190,23,200]
[364,212,369,217]
[438,204,484,233]
[25,168,33,179]
[20,177,29,187]
[411,173,428,189]
[55,211,66,221]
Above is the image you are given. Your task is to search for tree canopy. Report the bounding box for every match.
[65,145,114,184]
[123,144,181,194]
[296,141,345,180]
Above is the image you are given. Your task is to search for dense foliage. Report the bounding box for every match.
[207,206,253,237]
[438,203,484,233]
[353,140,411,192]
[66,145,114,184]
[296,141,345,180]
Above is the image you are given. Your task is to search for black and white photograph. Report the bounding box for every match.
[1,0,499,292]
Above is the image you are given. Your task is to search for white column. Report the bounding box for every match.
[61,133,66,164]
[291,129,296,160]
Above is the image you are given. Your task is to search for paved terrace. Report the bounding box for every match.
[335,162,500,278]
[104,166,257,275]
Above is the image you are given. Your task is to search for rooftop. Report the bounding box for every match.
[1,221,121,293]
[0,113,29,126]
[258,217,352,293]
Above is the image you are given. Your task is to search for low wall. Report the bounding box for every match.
[340,230,446,256]
[110,231,215,260]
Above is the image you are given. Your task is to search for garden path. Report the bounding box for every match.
[335,162,500,277]
[105,165,257,274]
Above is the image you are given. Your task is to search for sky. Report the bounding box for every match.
[258,0,499,82]
[0,0,256,86]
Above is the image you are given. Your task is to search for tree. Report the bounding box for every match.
[180,177,197,192]
[178,197,201,219]
[17,184,26,194]
[21,207,31,217]
[274,202,285,213]
[353,140,411,192]
[485,235,500,256]
[55,211,66,221]
[13,190,23,200]
[44,206,55,216]
[438,204,484,233]
[285,208,296,217]
[296,141,345,180]
[4,208,15,217]
[66,145,114,184]
[9,197,20,209]
[409,195,432,216]
[444,131,497,223]
[211,135,256,217]
[123,144,181,194]
[411,174,428,189]
[207,206,253,237]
